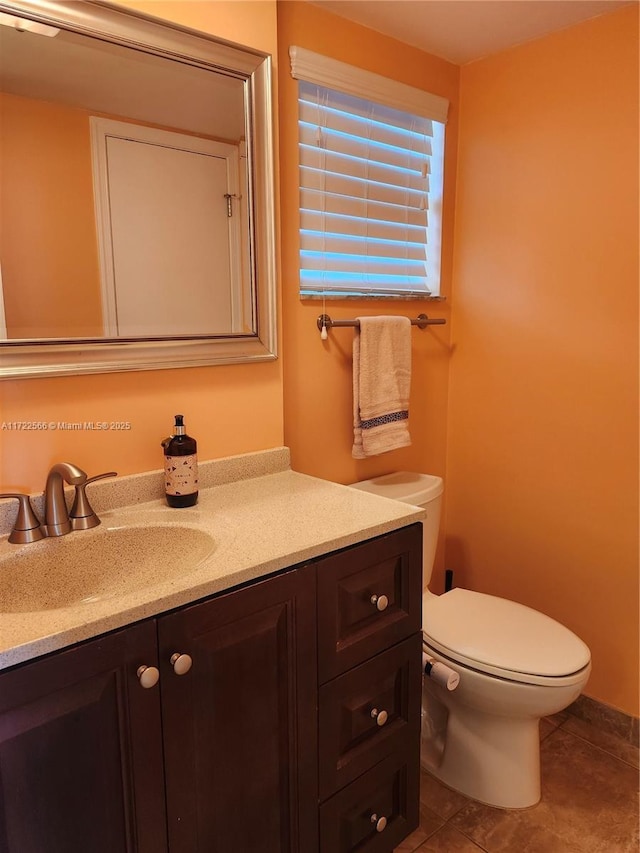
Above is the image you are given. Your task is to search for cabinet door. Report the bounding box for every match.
[0,621,167,853]
[159,568,318,853]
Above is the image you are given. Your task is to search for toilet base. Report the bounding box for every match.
[421,694,541,808]
[420,657,589,810]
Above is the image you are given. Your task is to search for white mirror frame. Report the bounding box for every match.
[0,0,277,379]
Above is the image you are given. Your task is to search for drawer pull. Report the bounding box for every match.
[370,813,388,833]
[370,594,389,612]
[170,653,193,675]
[370,707,388,727]
[137,665,160,689]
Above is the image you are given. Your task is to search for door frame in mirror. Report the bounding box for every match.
[0,0,277,378]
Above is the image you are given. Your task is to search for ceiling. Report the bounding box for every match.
[308,0,635,64]
[0,22,246,139]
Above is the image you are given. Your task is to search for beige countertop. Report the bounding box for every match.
[0,448,424,671]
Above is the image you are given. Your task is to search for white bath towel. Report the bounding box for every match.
[352,316,412,458]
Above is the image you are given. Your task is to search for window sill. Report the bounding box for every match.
[300,294,446,302]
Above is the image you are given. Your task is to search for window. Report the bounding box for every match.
[290,47,448,299]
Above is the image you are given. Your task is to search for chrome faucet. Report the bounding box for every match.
[43,462,87,537]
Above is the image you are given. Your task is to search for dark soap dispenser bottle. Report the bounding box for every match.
[161,414,199,507]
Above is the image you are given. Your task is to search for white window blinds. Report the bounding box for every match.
[291,48,447,299]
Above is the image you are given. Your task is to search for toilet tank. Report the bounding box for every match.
[349,472,443,588]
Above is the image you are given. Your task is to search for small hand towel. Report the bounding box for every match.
[352,316,412,458]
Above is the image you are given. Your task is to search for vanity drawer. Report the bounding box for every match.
[319,749,419,853]
[317,524,422,683]
[318,633,422,800]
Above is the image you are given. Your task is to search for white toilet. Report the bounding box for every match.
[350,472,591,809]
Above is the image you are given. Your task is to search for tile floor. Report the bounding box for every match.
[395,711,640,852]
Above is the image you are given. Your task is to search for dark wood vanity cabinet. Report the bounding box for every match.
[158,567,318,853]
[0,621,167,853]
[316,523,422,853]
[0,523,422,853]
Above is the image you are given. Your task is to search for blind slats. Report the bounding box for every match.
[298,86,437,132]
[300,272,430,294]
[300,148,429,196]
[299,123,431,175]
[297,79,444,297]
[301,250,427,276]
[300,188,428,228]
[301,231,427,260]
[299,99,434,149]
[300,209,427,244]
[300,167,429,210]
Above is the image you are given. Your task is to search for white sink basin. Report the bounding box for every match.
[0,523,216,612]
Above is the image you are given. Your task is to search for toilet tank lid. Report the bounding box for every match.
[349,471,443,506]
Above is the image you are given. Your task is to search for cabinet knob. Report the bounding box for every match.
[370,594,389,612]
[370,813,387,833]
[170,652,193,675]
[137,665,160,688]
[370,707,388,727]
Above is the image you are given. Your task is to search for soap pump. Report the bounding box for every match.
[161,414,199,507]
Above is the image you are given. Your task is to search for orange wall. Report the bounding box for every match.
[1,94,103,338]
[278,3,458,589]
[447,6,639,715]
[0,0,282,494]
[119,0,276,50]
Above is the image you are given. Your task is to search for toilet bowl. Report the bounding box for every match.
[349,472,591,809]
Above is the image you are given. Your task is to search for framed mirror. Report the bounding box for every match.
[0,0,277,378]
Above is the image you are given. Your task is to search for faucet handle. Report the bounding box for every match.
[70,472,117,530]
[0,493,45,544]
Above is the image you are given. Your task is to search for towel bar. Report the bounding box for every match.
[317,313,446,336]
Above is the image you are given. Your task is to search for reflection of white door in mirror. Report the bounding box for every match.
[90,118,244,338]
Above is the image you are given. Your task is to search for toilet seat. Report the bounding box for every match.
[423,588,591,686]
